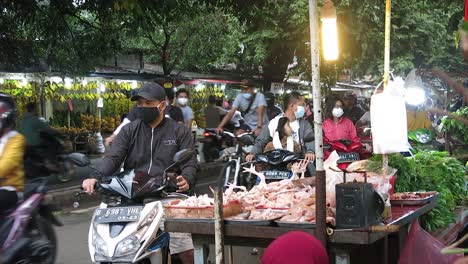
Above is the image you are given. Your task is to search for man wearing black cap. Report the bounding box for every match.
[342,92,365,124]
[104,86,184,146]
[82,82,197,263]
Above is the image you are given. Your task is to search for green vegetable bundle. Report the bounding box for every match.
[372,151,467,231]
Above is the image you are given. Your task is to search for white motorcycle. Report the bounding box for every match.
[69,150,193,264]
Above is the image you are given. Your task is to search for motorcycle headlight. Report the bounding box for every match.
[115,235,140,257]
[92,232,108,257]
[137,206,157,229]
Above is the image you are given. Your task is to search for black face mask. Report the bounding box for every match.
[138,105,161,124]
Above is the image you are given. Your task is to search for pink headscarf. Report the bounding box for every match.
[262,231,329,264]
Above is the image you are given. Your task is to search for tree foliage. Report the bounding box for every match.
[117,0,243,75]
[0,1,121,74]
[0,0,465,84]
[336,0,466,79]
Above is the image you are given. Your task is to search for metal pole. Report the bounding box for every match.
[309,0,327,246]
[382,0,392,174]
[214,188,225,264]
[383,0,391,89]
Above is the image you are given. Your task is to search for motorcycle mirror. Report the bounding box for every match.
[255,154,269,163]
[67,153,91,167]
[173,149,194,165]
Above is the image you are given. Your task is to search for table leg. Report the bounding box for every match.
[383,235,388,264]
[227,245,233,264]
[335,250,351,264]
[194,243,207,264]
[399,224,409,252]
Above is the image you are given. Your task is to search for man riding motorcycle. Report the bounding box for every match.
[82,83,198,264]
[0,93,26,214]
[19,102,61,170]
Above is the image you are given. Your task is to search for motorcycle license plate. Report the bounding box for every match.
[337,152,359,163]
[262,170,291,180]
[94,206,143,224]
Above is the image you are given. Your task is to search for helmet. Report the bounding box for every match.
[0,93,17,132]
[343,92,357,101]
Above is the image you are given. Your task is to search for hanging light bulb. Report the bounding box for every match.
[132,80,138,89]
[321,0,339,61]
[195,83,204,92]
[220,84,226,91]
[100,82,106,92]
[65,78,73,88]
[0,78,4,84]
[81,78,88,86]
[51,76,62,83]
[21,78,28,87]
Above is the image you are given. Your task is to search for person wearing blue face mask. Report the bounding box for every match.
[215,80,268,136]
[246,92,316,172]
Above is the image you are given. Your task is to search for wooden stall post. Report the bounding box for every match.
[309,0,327,246]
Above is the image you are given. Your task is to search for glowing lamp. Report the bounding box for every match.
[321,0,339,61]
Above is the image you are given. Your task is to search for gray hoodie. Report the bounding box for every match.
[250,117,315,155]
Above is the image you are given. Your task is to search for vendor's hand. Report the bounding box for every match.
[304,152,316,162]
[82,178,98,194]
[254,128,262,137]
[105,135,116,147]
[176,176,190,192]
[246,153,255,162]
[214,127,223,135]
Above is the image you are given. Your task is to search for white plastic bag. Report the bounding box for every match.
[371,79,410,154]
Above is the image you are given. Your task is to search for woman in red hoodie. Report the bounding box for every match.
[322,97,359,143]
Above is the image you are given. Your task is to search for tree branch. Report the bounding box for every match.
[144,33,164,50]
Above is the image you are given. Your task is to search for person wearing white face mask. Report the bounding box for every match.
[215,80,268,136]
[176,88,194,128]
[246,92,316,169]
[323,97,359,143]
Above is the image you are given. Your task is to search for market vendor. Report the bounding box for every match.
[323,97,359,143]
[406,104,432,132]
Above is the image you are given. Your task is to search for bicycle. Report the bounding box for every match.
[217,131,256,188]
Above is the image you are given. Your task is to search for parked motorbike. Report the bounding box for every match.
[0,177,62,264]
[323,138,363,170]
[69,149,194,264]
[200,130,223,163]
[24,131,74,183]
[200,128,238,163]
[253,149,301,184]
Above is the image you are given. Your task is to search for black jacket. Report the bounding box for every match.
[95,118,198,188]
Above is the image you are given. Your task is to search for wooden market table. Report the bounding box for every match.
[165,199,437,264]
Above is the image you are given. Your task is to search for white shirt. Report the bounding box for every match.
[268,114,300,143]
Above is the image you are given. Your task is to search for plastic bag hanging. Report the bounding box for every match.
[371,77,410,154]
